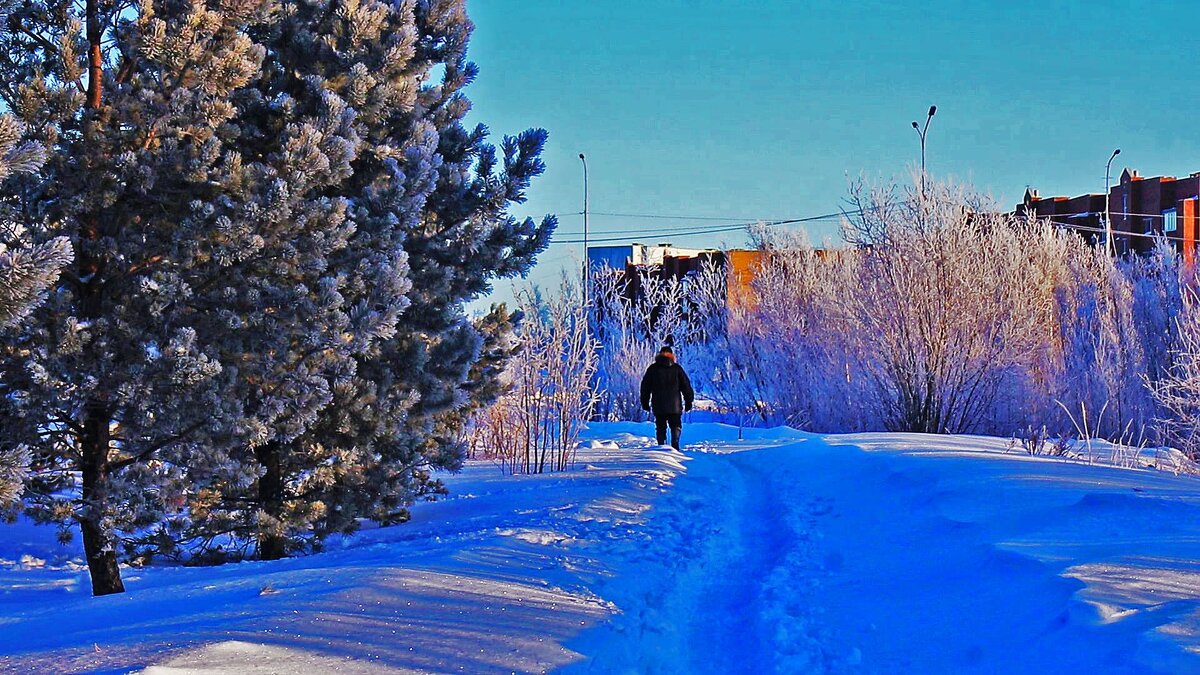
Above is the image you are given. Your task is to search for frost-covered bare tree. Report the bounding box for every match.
[1152,290,1200,461]
[686,259,778,432]
[590,265,687,421]
[745,177,1178,437]
[1030,231,1183,439]
[1050,248,1144,436]
[836,179,1055,433]
[478,281,598,474]
[748,227,867,431]
[1128,243,1185,391]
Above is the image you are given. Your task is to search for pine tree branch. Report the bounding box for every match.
[124,255,164,277]
[5,15,60,58]
[115,53,137,86]
[108,420,206,472]
[49,413,85,436]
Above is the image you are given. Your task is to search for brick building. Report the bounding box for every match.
[1016,168,1200,263]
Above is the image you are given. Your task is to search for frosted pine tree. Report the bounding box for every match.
[0,0,281,594]
[175,0,431,561]
[300,3,554,538]
[0,0,553,589]
[0,113,72,504]
[184,1,555,558]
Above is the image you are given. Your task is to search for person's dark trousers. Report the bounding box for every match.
[655,413,683,450]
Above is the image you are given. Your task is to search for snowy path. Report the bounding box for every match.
[683,454,789,673]
[568,426,1200,674]
[2,423,1200,673]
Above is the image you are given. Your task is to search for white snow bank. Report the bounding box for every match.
[0,425,690,674]
[3,422,1200,673]
[141,641,398,675]
[569,425,1200,673]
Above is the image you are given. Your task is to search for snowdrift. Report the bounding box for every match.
[1,423,1198,673]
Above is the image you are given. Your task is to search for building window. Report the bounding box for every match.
[1165,208,1178,233]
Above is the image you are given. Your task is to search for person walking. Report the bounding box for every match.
[640,346,694,450]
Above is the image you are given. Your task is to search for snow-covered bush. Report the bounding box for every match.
[747,228,872,431]
[476,284,599,474]
[1044,239,1151,438]
[589,265,688,421]
[744,180,1060,434]
[686,257,801,432]
[1151,290,1200,461]
[702,178,1182,439]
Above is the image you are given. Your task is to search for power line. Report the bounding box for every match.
[554,210,797,221]
[553,223,737,238]
[553,209,841,223]
[553,224,750,245]
[1044,218,1190,244]
[587,210,794,222]
[549,210,857,245]
[1030,209,1191,220]
[551,212,849,239]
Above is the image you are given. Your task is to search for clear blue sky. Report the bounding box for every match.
[464,0,1200,306]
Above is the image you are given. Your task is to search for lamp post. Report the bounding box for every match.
[1105,148,1121,256]
[579,153,589,305]
[911,105,936,191]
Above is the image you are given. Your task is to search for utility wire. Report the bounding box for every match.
[545,206,1193,246]
[551,215,847,239]
[554,226,747,245]
[1044,218,1190,244]
[550,210,857,244]
[1029,209,1193,220]
[587,210,796,222]
[553,210,801,222]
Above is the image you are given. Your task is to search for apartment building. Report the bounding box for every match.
[1016,168,1200,263]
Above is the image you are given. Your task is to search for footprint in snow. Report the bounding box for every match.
[807,497,835,517]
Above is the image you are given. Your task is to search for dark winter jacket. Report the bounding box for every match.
[640,355,695,416]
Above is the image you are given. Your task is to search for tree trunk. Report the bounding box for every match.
[75,0,124,599]
[85,0,102,109]
[80,400,124,596]
[255,442,287,560]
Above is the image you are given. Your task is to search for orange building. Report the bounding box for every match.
[587,244,763,310]
[724,249,762,311]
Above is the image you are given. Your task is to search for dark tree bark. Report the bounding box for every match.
[85,0,102,109]
[75,0,124,596]
[255,442,287,560]
[79,400,124,595]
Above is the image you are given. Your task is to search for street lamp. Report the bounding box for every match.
[579,153,589,305]
[911,105,936,189]
[1105,148,1121,256]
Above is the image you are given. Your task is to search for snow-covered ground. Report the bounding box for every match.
[2,423,1200,673]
